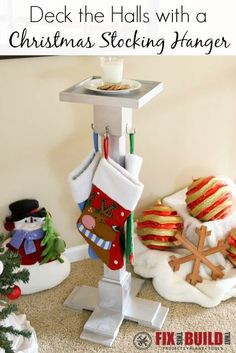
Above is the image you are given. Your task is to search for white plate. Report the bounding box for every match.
[83,79,141,94]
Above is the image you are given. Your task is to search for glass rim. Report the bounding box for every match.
[100,56,123,63]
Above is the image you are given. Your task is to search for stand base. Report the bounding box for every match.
[64,277,168,347]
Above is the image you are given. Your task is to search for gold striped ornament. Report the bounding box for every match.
[186,176,232,222]
[137,200,183,250]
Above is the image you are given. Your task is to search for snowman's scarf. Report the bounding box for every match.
[10,228,44,254]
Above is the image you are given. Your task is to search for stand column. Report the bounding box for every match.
[91,104,132,314]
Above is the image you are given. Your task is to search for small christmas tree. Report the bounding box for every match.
[40,212,66,264]
[0,233,31,353]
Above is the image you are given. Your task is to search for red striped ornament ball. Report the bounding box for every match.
[227,229,236,266]
[137,200,183,250]
[186,176,232,222]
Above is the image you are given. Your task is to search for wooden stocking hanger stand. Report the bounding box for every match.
[60,76,169,347]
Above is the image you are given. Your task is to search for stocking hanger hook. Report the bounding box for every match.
[105,125,110,136]
[91,123,110,136]
[126,124,136,135]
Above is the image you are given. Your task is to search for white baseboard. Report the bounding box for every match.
[64,244,89,263]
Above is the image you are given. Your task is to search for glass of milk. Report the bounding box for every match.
[100,57,124,84]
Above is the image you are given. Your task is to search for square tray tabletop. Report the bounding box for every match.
[60,76,163,109]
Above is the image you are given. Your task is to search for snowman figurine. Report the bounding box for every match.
[4,199,71,294]
[5,199,47,265]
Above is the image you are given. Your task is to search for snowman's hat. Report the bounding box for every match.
[6,199,46,222]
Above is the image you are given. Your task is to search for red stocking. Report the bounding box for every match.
[77,138,143,270]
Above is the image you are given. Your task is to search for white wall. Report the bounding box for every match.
[0,56,235,247]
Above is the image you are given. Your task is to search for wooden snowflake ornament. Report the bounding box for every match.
[169,226,228,286]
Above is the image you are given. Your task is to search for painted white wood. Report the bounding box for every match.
[61,77,168,347]
[125,297,161,326]
[64,277,168,347]
[83,308,123,338]
[103,264,127,282]
[99,271,131,313]
[64,278,144,312]
[80,329,114,347]
[60,76,163,109]
[64,285,98,311]
[152,307,169,329]
[93,105,132,137]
